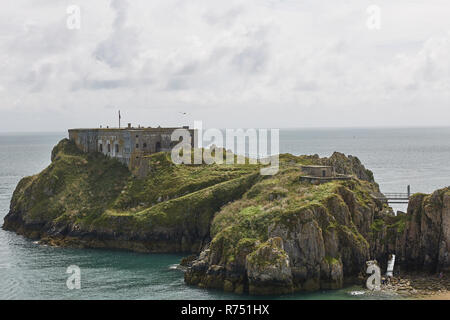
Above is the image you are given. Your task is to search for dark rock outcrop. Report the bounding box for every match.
[185,156,386,294]
[2,139,259,253]
[396,188,450,272]
[364,187,450,274]
[6,138,448,296]
[321,152,376,183]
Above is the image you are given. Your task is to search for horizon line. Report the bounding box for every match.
[1,124,450,134]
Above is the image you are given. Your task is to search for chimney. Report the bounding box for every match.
[127,123,131,129]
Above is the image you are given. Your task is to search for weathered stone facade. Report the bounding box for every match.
[301,165,335,178]
[68,126,195,169]
[299,165,351,184]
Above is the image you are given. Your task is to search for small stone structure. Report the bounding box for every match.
[300,165,351,184]
[301,165,335,178]
[69,124,195,170]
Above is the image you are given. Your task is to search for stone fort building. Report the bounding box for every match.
[69,124,195,170]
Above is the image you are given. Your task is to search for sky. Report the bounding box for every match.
[0,0,450,132]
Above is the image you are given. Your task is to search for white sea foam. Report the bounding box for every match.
[349,291,366,296]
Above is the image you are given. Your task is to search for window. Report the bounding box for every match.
[155,142,161,152]
[115,144,119,153]
[322,170,326,177]
[143,143,147,148]
[136,144,139,149]
[108,144,111,153]
[99,144,103,152]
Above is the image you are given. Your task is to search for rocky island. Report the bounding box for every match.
[3,138,449,296]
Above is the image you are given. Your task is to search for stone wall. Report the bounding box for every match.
[301,165,335,178]
[69,127,195,169]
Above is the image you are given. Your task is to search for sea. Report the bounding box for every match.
[1,127,449,300]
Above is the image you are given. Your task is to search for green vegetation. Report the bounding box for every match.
[208,161,377,266]
[11,139,130,224]
[7,138,383,260]
[370,219,385,232]
[9,138,450,293]
[324,256,340,266]
[246,239,289,268]
[115,150,260,210]
[9,139,260,237]
[387,215,408,234]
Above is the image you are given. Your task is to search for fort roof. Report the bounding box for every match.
[69,126,191,132]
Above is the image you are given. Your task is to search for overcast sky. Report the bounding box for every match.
[1,0,450,132]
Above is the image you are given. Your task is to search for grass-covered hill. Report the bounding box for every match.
[184,156,399,294]
[5,138,426,295]
[3,139,259,252]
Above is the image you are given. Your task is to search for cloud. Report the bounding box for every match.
[1,0,450,131]
[380,35,450,92]
[72,78,130,91]
[166,77,189,91]
[8,19,76,57]
[295,80,318,91]
[203,6,244,27]
[19,62,54,92]
[94,0,140,68]
[71,75,154,91]
[231,42,269,73]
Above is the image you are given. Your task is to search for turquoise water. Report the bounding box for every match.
[1,128,449,300]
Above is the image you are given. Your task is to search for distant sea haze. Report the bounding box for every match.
[280,127,450,205]
[0,127,449,299]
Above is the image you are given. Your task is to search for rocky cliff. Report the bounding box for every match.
[183,154,391,294]
[3,139,259,252]
[354,187,450,275]
[5,138,446,295]
[396,188,450,273]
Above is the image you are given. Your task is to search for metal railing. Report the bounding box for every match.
[375,186,412,204]
[382,193,410,199]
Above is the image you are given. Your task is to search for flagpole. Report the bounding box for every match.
[119,110,121,129]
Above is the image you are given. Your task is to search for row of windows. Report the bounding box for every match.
[135,142,161,151]
[99,142,162,152]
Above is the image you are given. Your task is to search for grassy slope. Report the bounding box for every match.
[7,139,390,258]
[208,157,379,266]
[7,139,260,245]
